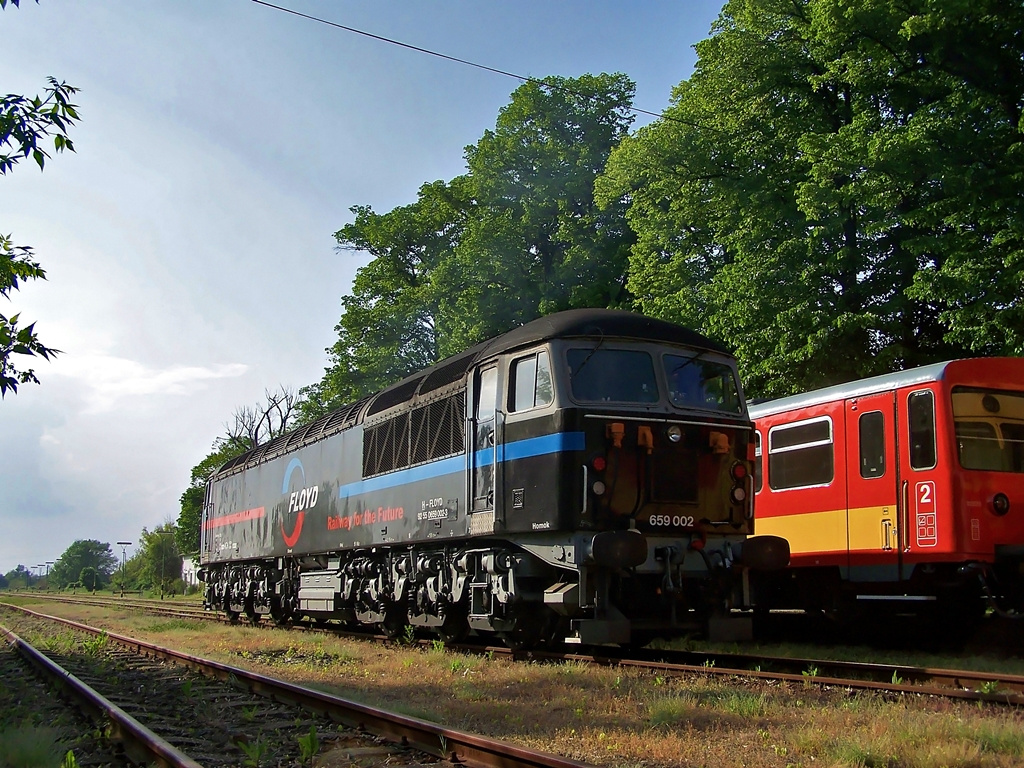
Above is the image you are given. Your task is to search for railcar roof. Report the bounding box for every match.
[214,309,726,478]
[748,360,959,418]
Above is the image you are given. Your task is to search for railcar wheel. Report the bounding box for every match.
[225,609,241,624]
[244,605,261,626]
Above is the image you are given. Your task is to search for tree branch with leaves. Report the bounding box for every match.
[1,1,80,396]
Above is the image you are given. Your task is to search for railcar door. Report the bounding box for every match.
[471,365,499,527]
[844,392,902,582]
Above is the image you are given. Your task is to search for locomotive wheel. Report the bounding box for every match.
[498,610,551,651]
[380,602,409,639]
[438,608,469,644]
[269,600,293,627]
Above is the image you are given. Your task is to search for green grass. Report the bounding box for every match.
[0,726,66,768]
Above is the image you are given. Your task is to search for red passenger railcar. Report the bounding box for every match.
[748,359,1024,623]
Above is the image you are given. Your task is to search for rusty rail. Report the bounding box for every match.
[1,623,204,768]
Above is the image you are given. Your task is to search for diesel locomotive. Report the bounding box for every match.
[749,358,1024,625]
[198,309,789,647]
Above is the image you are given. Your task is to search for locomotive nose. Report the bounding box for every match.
[588,530,648,569]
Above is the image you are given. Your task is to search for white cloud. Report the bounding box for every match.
[48,355,249,414]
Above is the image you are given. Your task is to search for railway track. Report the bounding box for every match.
[0,604,597,768]
[10,593,1024,707]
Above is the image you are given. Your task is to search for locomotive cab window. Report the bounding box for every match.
[952,387,1024,473]
[510,350,553,412]
[767,417,834,490]
[859,411,886,479]
[908,390,937,470]
[664,354,742,414]
[567,348,658,403]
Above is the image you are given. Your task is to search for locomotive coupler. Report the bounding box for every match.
[655,545,683,594]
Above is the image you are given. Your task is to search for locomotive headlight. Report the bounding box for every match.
[992,493,1010,516]
[592,480,607,496]
[731,486,747,504]
[667,425,683,443]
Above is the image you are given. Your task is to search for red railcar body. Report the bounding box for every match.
[748,359,1024,620]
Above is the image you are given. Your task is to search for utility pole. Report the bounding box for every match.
[157,530,174,599]
[117,541,132,598]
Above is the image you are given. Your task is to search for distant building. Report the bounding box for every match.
[182,557,199,587]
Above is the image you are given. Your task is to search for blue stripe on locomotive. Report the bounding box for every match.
[337,430,585,498]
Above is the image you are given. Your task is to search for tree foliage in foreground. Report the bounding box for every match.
[598,0,1024,397]
[300,73,637,420]
[1,1,80,396]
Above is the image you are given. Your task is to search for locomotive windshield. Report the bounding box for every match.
[568,348,659,403]
[952,387,1024,473]
[665,354,743,414]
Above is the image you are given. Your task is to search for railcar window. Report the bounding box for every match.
[754,430,763,493]
[767,417,834,490]
[951,387,1024,472]
[567,348,658,403]
[511,351,553,412]
[664,354,742,414]
[859,411,886,479]
[908,390,937,470]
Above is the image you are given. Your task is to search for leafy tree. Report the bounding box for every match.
[1,0,80,396]
[140,524,182,597]
[79,566,97,592]
[3,564,34,589]
[304,73,637,419]
[449,73,637,347]
[300,178,472,418]
[0,571,9,590]
[599,0,1020,397]
[49,540,116,590]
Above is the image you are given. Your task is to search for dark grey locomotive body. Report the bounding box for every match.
[199,309,788,646]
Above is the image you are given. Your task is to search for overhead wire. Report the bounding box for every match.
[248,0,694,127]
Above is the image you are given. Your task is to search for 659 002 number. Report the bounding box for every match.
[648,514,695,528]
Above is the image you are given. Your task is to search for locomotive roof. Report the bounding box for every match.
[748,360,960,418]
[214,309,728,478]
[476,308,729,357]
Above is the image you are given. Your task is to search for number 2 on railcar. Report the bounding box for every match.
[198,309,789,647]
[749,358,1024,626]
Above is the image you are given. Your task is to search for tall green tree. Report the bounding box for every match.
[1,0,79,396]
[49,540,116,590]
[304,73,637,419]
[300,178,472,419]
[599,0,1022,397]
[447,73,637,347]
[140,524,182,596]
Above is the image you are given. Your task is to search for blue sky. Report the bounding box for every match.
[1,0,724,575]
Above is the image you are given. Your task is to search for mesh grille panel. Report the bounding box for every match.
[362,413,410,476]
[410,393,465,464]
